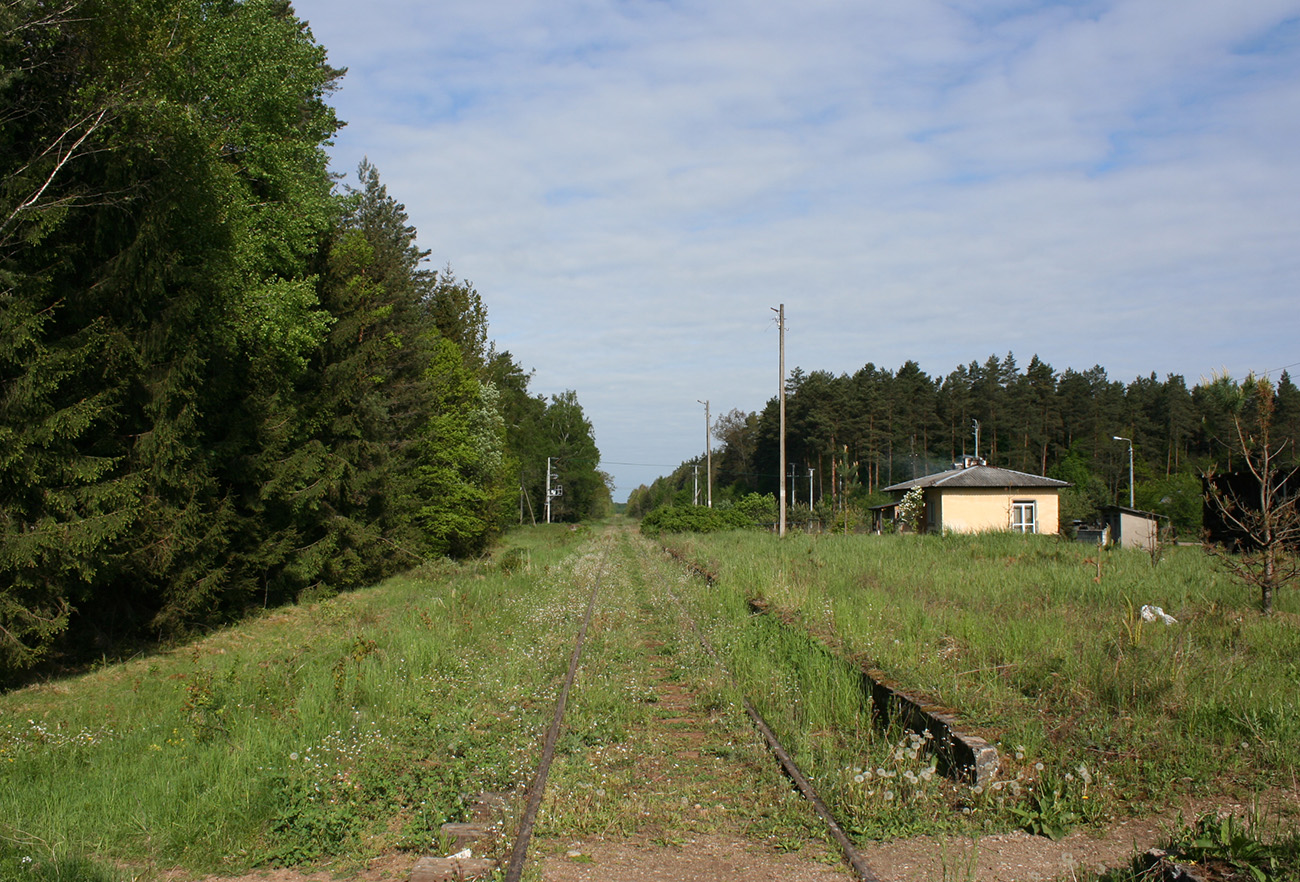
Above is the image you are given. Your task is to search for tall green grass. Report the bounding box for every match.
[0,525,594,878]
[7,525,1295,876]
[664,530,1300,839]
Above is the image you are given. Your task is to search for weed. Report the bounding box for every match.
[1097,810,1300,881]
[938,836,979,882]
[1006,772,1080,840]
[331,635,379,696]
[498,547,529,574]
[182,670,229,742]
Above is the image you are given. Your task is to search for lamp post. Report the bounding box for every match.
[1112,435,1133,508]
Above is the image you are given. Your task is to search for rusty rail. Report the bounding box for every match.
[502,551,606,882]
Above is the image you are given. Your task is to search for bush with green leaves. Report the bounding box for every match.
[640,503,754,536]
[729,492,778,524]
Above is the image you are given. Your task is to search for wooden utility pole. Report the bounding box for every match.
[773,305,786,537]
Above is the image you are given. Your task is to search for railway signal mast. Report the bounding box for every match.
[545,457,562,524]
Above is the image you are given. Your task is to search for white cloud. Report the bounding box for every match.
[295,0,1300,498]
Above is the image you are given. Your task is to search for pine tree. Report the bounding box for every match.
[1274,371,1300,466]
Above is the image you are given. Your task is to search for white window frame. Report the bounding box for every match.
[1011,499,1037,534]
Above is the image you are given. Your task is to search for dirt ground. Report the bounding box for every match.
[189,798,1267,882]
[533,805,1216,882]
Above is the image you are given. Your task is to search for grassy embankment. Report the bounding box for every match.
[0,523,840,882]
[6,522,1298,881]
[662,530,1300,850]
[0,525,599,881]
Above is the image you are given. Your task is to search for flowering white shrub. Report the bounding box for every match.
[898,487,925,533]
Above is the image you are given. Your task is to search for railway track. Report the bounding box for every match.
[475,529,881,882]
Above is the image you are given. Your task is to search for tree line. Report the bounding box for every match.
[0,0,608,680]
[628,353,1300,533]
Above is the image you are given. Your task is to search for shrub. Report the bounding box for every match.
[640,502,757,536]
[731,493,778,524]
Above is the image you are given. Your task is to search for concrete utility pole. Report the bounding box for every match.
[1113,435,1134,508]
[809,467,814,511]
[973,418,980,461]
[692,464,699,506]
[698,399,712,508]
[772,305,786,537]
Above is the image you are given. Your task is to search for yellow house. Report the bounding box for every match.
[882,457,1070,535]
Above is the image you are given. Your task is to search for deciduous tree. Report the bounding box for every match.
[1202,374,1300,614]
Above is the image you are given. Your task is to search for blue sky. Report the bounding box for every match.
[291,0,1300,501]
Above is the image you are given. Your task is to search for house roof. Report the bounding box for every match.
[883,464,1071,493]
[1103,505,1167,520]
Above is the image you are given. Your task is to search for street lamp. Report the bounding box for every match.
[1112,435,1133,508]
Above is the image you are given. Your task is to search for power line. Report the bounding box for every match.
[602,460,691,468]
[1263,361,1300,378]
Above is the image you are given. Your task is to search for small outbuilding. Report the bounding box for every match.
[1099,505,1165,551]
[881,457,1071,535]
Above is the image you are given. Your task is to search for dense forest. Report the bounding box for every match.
[628,355,1300,533]
[0,0,608,679]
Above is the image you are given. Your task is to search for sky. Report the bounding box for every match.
[290,0,1300,501]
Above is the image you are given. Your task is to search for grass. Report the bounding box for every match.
[0,524,593,879]
[5,523,1297,880]
[662,529,1300,844]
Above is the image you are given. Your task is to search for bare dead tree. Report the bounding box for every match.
[1202,375,1300,615]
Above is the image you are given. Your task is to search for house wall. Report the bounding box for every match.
[930,488,1061,535]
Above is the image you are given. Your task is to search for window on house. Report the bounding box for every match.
[1011,500,1037,533]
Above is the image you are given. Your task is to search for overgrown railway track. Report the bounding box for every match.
[502,542,608,881]
[487,529,881,882]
